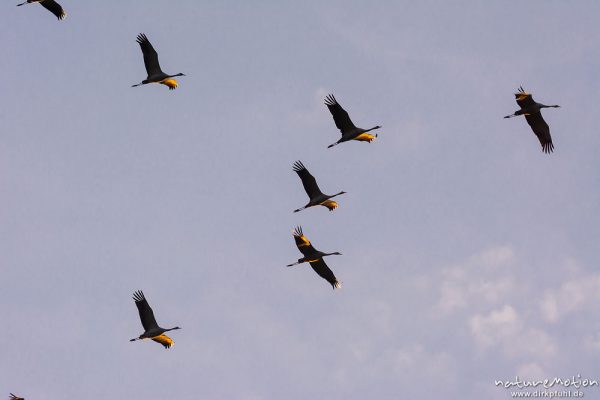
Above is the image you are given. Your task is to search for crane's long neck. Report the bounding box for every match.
[537,103,559,109]
[365,125,381,133]
[330,191,346,199]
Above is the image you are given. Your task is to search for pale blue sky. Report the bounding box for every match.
[2,1,600,399]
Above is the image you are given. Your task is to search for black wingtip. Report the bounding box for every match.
[293,226,303,237]
[542,143,554,154]
[136,33,148,44]
[292,160,306,172]
[324,94,337,106]
[133,290,145,302]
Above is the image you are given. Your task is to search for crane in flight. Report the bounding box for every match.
[130,290,181,349]
[132,34,186,90]
[287,227,342,289]
[325,94,381,148]
[504,86,560,154]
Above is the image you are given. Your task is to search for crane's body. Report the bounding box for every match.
[287,227,342,289]
[292,161,345,212]
[130,290,181,349]
[17,0,66,20]
[132,34,185,90]
[325,94,381,148]
[504,86,560,154]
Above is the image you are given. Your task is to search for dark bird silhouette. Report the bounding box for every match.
[504,86,560,154]
[9,394,24,400]
[130,290,181,349]
[325,94,381,148]
[292,161,346,213]
[287,226,342,289]
[16,0,66,20]
[132,34,185,90]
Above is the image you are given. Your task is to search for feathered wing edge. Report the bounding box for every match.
[41,0,66,20]
[309,258,342,290]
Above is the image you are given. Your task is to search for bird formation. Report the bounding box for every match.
[288,94,381,288]
[9,2,566,397]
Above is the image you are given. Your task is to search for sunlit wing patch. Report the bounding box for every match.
[320,200,338,211]
[296,234,310,247]
[293,226,311,247]
[515,86,536,109]
[152,334,174,349]
[354,133,376,143]
[161,78,178,90]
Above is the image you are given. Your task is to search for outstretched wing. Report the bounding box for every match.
[136,33,163,76]
[152,334,174,349]
[41,0,66,20]
[133,290,159,331]
[309,259,341,289]
[324,94,356,134]
[292,161,323,199]
[293,226,317,256]
[525,112,554,154]
[9,394,24,400]
[515,86,536,109]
